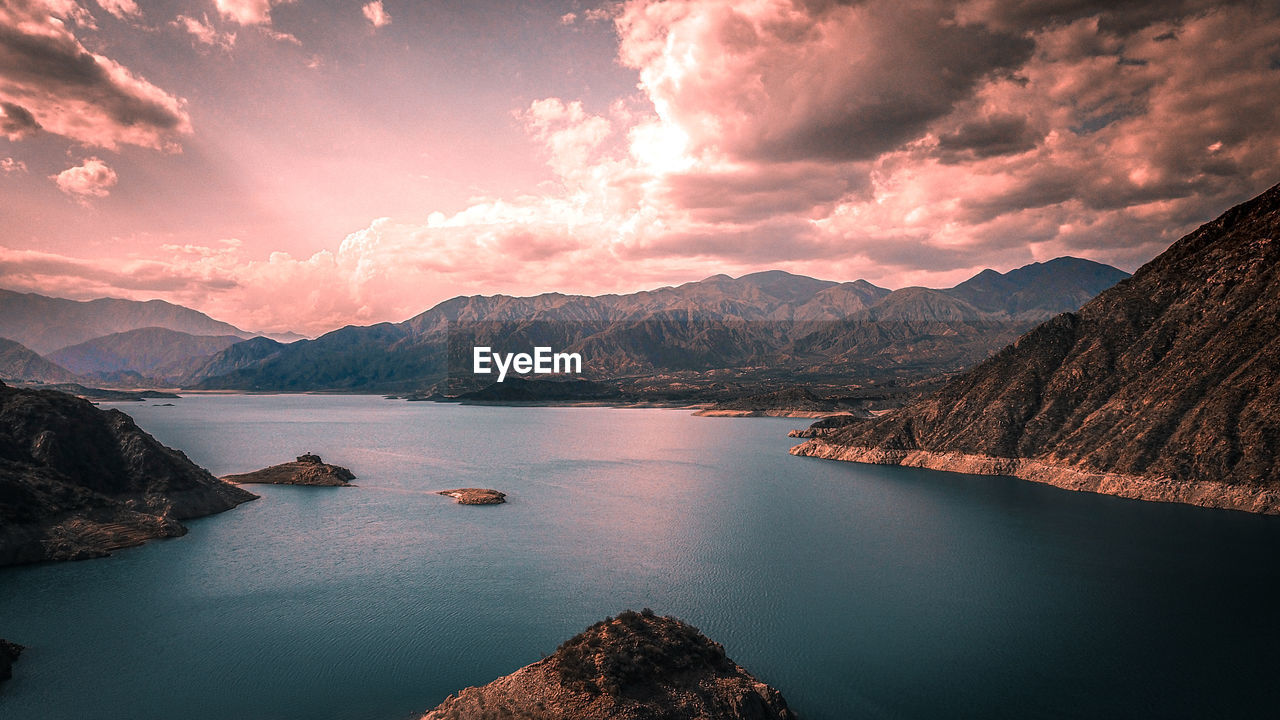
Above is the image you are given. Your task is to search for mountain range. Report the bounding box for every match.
[0,289,302,355]
[187,257,1128,393]
[0,257,1127,395]
[47,327,245,382]
[792,182,1280,514]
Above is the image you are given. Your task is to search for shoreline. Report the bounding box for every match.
[789,439,1280,515]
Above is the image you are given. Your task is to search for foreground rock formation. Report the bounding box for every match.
[436,488,506,505]
[0,382,257,565]
[792,183,1280,514]
[1,639,22,682]
[422,609,795,720]
[221,453,356,486]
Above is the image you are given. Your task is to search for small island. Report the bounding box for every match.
[221,454,356,486]
[436,488,507,505]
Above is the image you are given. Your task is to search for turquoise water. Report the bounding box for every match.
[2,395,1280,719]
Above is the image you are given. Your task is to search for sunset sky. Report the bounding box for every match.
[2,0,1278,335]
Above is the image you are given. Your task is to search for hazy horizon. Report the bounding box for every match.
[2,0,1277,335]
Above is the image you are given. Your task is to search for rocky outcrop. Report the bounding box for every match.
[0,382,258,565]
[436,488,506,505]
[422,609,795,720]
[221,454,355,486]
[1,639,22,682]
[793,183,1280,514]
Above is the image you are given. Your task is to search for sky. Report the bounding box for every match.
[1,0,1278,335]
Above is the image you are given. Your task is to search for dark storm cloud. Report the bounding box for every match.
[0,100,40,138]
[0,0,190,148]
[936,114,1039,162]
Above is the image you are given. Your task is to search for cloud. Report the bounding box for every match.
[173,14,236,49]
[616,0,1034,164]
[362,1,390,28]
[214,0,273,26]
[0,100,40,139]
[1,157,27,174]
[52,157,117,201]
[94,0,139,20]
[0,0,192,150]
[5,0,1279,334]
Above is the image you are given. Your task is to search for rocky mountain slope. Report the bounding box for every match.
[0,338,80,384]
[47,327,243,380]
[792,183,1280,514]
[422,609,795,720]
[0,381,257,565]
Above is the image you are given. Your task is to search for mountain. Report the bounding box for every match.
[185,259,1127,393]
[0,381,257,565]
[856,287,989,322]
[422,609,794,720]
[172,336,288,386]
[47,327,243,380]
[944,256,1132,321]
[0,338,80,384]
[0,289,256,355]
[792,183,1280,514]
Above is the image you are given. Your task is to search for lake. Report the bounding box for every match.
[2,394,1279,719]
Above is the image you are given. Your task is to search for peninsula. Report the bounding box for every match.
[0,381,257,565]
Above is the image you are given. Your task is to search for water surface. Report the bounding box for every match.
[2,395,1279,719]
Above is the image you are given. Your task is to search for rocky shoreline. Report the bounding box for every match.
[693,408,846,418]
[790,440,1280,514]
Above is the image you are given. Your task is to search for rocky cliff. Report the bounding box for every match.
[0,381,257,565]
[792,183,1280,514]
[422,610,795,720]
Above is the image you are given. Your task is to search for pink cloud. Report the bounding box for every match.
[52,157,118,201]
[0,0,192,150]
[173,14,236,49]
[94,0,139,20]
[3,0,1277,335]
[362,1,390,29]
[214,0,273,26]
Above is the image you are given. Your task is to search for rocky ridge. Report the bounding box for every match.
[792,182,1280,514]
